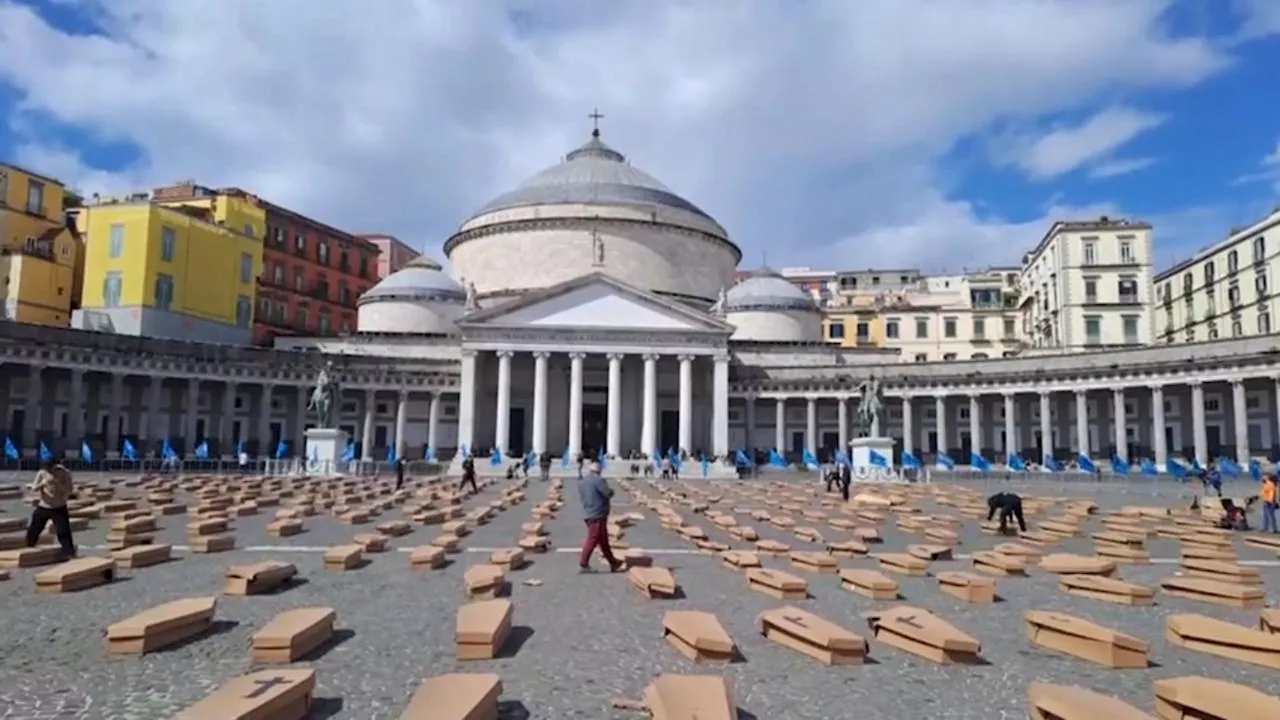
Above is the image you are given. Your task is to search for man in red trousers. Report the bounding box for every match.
[577,460,623,573]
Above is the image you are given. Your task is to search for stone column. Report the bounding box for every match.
[1151,385,1167,467]
[968,393,981,460]
[395,389,409,459]
[1038,391,1052,462]
[294,386,308,449]
[901,396,914,456]
[493,350,513,455]
[1274,378,1280,452]
[23,364,43,447]
[221,382,237,452]
[108,373,125,453]
[774,398,786,453]
[532,352,550,455]
[605,353,621,457]
[677,355,693,454]
[1112,389,1127,461]
[712,354,729,457]
[641,354,658,454]
[805,396,817,456]
[1190,381,1207,465]
[1003,392,1016,460]
[68,369,85,444]
[568,352,585,459]
[427,391,442,454]
[1074,390,1089,459]
[744,394,757,450]
[185,379,200,447]
[935,395,948,460]
[146,376,163,444]
[837,396,848,449]
[360,389,376,460]
[258,383,274,454]
[456,350,478,455]
[1232,380,1249,465]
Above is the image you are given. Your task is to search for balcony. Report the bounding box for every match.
[1118,293,1139,305]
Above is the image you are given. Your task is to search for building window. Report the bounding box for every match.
[102,272,123,307]
[235,295,252,328]
[1255,236,1266,263]
[339,283,350,305]
[1203,261,1215,285]
[1232,318,1243,337]
[1084,278,1098,303]
[1182,272,1193,294]
[154,274,175,310]
[25,179,45,215]
[1228,249,1239,273]
[1259,310,1272,335]
[295,307,308,330]
[339,250,350,272]
[108,223,124,258]
[359,255,369,278]
[972,318,985,340]
[885,319,900,339]
[239,252,253,284]
[317,242,330,266]
[341,320,352,334]
[914,353,927,362]
[915,318,928,339]
[1084,315,1101,345]
[971,353,988,360]
[943,352,957,361]
[1122,315,1139,344]
[294,269,305,292]
[243,223,255,238]
[1119,240,1133,264]
[160,227,176,261]
[294,233,306,253]
[827,322,845,340]
[272,264,284,284]
[272,226,285,246]
[1228,283,1241,308]
[855,322,870,342]
[1003,316,1016,338]
[318,313,331,334]
[943,317,957,338]
[1082,242,1096,266]
[1118,276,1138,304]
[1257,271,1269,296]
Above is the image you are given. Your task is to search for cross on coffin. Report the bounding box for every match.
[894,614,924,630]
[783,615,808,628]
[243,676,294,699]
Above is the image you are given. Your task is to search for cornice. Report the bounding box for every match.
[443,216,738,260]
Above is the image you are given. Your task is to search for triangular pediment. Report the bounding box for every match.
[459,273,732,333]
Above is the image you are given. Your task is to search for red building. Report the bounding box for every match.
[249,196,380,346]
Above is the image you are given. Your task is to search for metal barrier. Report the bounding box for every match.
[0,458,445,484]
[921,468,1258,500]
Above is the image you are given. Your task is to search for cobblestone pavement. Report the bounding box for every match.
[1,472,1278,719]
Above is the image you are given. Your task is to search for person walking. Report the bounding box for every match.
[986,491,1027,534]
[577,460,623,573]
[26,458,77,559]
[1262,473,1278,534]
[394,456,407,491]
[457,454,478,495]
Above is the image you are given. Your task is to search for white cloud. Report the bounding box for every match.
[1232,139,1280,194]
[0,0,1233,270]
[991,107,1165,181]
[1264,141,1280,166]
[1089,157,1158,179]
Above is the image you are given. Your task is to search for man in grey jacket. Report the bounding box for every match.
[577,461,623,573]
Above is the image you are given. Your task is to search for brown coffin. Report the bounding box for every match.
[353,533,388,553]
[728,525,759,541]
[376,520,412,537]
[827,539,868,557]
[1242,534,1280,551]
[266,519,303,537]
[754,539,790,556]
[430,534,462,552]
[520,521,545,536]
[464,564,507,599]
[662,610,736,663]
[878,552,930,576]
[758,606,867,666]
[642,674,737,720]
[1039,554,1117,577]
[1153,676,1280,720]
[173,668,314,720]
[106,596,217,655]
[839,568,899,600]
[629,566,678,599]
[1093,543,1150,563]
[1179,558,1263,586]
[490,547,526,570]
[189,534,236,553]
[0,546,63,568]
[1160,576,1265,609]
[972,551,1027,577]
[35,556,115,593]
[936,572,995,604]
[1024,610,1149,668]
[323,545,364,571]
[1262,608,1279,635]
[719,551,760,570]
[250,607,336,663]
[455,599,513,661]
[789,551,838,573]
[1165,613,1280,670]
[441,520,470,536]
[866,605,983,664]
[1180,545,1237,561]
[113,544,173,569]
[1058,574,1154,606]
[517,535,550,553]
[224,561,297,596]
[409,546,447,570]
[398,673,503,720]
[908,543,953,561]
[1026,681,1155,720]
[745,568,807,600]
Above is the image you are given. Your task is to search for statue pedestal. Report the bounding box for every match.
[849,437,901,482]
[304,428,349,477]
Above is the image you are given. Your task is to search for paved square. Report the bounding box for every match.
[1,471,1277,719]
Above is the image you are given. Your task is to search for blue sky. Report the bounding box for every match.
[1,0,1278,272]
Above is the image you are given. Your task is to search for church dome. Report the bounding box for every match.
[723,267,823,343]
[356,255,465,335]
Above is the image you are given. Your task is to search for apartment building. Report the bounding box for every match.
[1019,216,1155,350]
[361,234,421,279]
[0,163,82,327]
[1154,209,1280,344]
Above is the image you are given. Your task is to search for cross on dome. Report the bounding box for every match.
[588,108,605,138]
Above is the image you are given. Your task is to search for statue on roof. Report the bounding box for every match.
[711,286,728,316]
[464,281,478,311]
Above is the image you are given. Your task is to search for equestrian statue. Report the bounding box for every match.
[307,361,341,428]
[854,375,885,438]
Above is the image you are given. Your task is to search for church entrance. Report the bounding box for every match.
[660,410,679,454]
[508,407,526,456]
[582,405,607,457]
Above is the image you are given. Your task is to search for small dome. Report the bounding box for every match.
[724,267,818,313]
[358,255,464,305]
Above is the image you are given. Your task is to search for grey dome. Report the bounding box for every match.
[358,255,464,305]
[724,267,819,313]
[463,132,722,228]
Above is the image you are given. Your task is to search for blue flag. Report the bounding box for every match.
[1249,458,1263,481]
[1140,458,1158,477]
[275,441,288,460]
[425,445,437,462]
[667,448,683,472]
[801,448,819,471]
[461,444,470,458]
[901,451,921,469]
[970,452,990,472]
[936,453,955,470]
[1168,459,1188,478]
[701,455,710,477]
[81,441,94,463]
[194,441,209,460]
[490,448,502,467]
[341,443,356,462]
[561,446,571,469]
[769,449,787,468]
[652,449,661,472]
[39,442,52,462]
[869,450,890,468]
[598,447,606,470]
[1218,458,1242,479]
[1110,453,1130,475]
[833,449,850,468]
[311,445,320,463]
[4,437,19,461]
[386,444,397,463]
[161,438,176,460]
[734,449,752,467]
[122,439,137,461]
[1077,453,1096,473]
[1008,454,1026,472]
[1043,455,1061,472]
[235,440,244,456]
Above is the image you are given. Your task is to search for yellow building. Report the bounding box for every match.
[0,163,81,327]
[76,199,264,344]
[822,299,886,348]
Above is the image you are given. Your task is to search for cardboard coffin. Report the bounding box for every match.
[323,545,364,571]
[455,599,513,661]
[642,675,738,720]
[112,544,173,569]
[838,569,899,600]
[878,552,930,576]
[908,543,953,561]
[517,535,550,553]
[189,534,236,554]
[789,551,838,573]
[490,548,526,570]
[866,605,983,665]
[1262,608,1279,635]
[1165,613,1280,670]
[106,596,217,655]
[758,606,867,666]
[0,546,63,569]
[464,564,507,599]
[1153,676,1280,720]
[1160,576,1265,609]
[1179,545,1237,561]
[431,534,462,552]
[972,551,1027,577]
[1024,610,1149,669]
[35,556,115,593]
[662,610,736,664]
[266,519,303,537]
[409,546,447,570]
[719,551,760,570]
[251,607,336,664]
[1179,558,1263,586]
[224,561,297,596]
[745,568,807,600]
[398,673,503,720]
[827,539,868,557]
[1038,554,1117,577]
[173,668,315,720]
[754,539,790,556]
[630,566,678,599]
[936,572,995,604]
[1026,681,1155,720]
[1058,574,1154,606]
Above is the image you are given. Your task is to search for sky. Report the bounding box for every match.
[1,0,1279,274]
